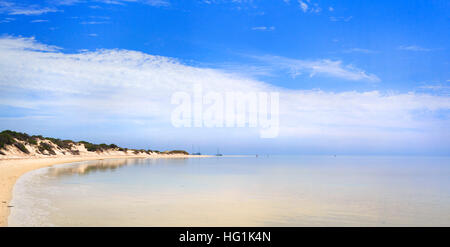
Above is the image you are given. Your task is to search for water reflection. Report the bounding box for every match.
[47,158,189,176]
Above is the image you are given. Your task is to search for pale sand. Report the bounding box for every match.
[0,154,209,226]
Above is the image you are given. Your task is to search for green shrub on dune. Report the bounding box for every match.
[0,131,15,149]
[28,137,38,145]
[78,141,102,152]
[14,143,30,154]
[38,142,56,155]
[46,137,74,149]
[166,150,189,155]
[1,130,38,149]
[79,141,122,152]
[1,130,30,141]
[0,130,40,147]
[0,130,31,153]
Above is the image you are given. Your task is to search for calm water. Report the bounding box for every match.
[9,156,450,226]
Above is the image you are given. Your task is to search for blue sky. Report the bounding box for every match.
[0,0,449,155]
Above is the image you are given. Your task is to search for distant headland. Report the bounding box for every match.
[0,130,189,159]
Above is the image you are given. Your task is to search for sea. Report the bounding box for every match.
[8,155,450,226]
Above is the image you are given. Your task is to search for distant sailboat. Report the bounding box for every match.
[215,148,223,156]
[191,144,201,155]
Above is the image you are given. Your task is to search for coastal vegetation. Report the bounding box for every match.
[38,142,56,155]
[14,143,29,154]
[0,130,188,156]
[0,130,35,148]
[77,141,117,152]
[164,150,189,155]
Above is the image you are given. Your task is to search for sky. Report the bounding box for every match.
[0,0,449,155]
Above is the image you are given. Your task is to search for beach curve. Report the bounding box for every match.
[0,154,209,226]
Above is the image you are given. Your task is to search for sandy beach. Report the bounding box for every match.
[0,154,208,226]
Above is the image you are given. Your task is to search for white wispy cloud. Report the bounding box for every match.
[299,0,308,12]
[0,17,14,23]
[142,0,170,6]
[80,21,109,24]
[420,85,450,90]
[96,0,169,6]
[0,0,168,17]
[10,7,59,15]
[418,83,450,96]
[30,19,49,23]
[0,36,448,152]
[297,0,321,13]
[88,15,110,19]
[0,1,60,15]
[398,45,432,52]
[0,36,60,52]
[251,55,380,82]
[251,26,275,31]
[53,0,83,5]
[330,16,352,22]
[342,48,377,54]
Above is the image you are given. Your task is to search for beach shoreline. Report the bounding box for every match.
[0,154,210,227]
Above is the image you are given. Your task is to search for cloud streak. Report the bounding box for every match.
[0,0,168,17]
[297,0,321,13]
[30,19,49,23]
[342,48,377,54]
[251,26,275,31]
[251,55,380,82]
[329,16,353,22]
[80,21,109,25]
[95,0,169,7]
[398,45,432,52]
[0,1,60,15]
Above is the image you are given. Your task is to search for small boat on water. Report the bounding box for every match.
[215,148,223,156]
[191,144,201,155]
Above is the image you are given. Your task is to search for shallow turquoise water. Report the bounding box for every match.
[8,156,450,226]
